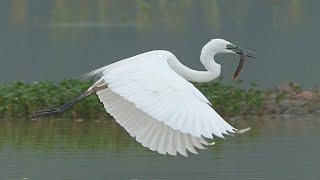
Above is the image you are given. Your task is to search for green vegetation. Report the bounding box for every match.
[195,80,265,116]
[0,79,266,119]
[0,80,109,120]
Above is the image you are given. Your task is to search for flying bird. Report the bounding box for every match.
[29,39,256,156]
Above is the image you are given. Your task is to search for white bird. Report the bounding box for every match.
[29,39,256,156]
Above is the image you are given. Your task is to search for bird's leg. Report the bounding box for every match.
[29,85,108,118]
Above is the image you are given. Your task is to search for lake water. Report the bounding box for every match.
[1,1,320,179]
[0,118,319,179]
[1,0,320,88]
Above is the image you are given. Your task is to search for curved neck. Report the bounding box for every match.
[166,48,221,83]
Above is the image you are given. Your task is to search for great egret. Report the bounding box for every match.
[29,39,256,156]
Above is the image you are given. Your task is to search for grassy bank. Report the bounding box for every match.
[0,79,319,119]
[0,80,264,119]
[0,80,108,119]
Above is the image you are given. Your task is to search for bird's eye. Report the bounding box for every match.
[226,44,238,49]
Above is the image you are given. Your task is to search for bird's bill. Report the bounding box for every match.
[231,47,256,59]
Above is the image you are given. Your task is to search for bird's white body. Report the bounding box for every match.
[86,39,249,156]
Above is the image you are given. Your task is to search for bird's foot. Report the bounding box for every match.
[28,107,60,119]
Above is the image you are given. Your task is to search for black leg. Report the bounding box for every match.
[29,85,108,118]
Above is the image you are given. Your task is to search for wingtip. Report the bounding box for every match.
[236,127,251,133]
[209,141,215,146]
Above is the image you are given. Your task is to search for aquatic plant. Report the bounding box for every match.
[195,80,265,117]
[0,80,108,119]
[0,79,266,119]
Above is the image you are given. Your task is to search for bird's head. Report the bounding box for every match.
[202,38,257,79]
[209,39,256,58]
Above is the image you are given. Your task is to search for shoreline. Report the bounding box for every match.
[0,80,319,119]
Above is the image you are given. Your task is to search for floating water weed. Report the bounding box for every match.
[1,79,318,119]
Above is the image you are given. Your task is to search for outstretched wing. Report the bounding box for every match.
[102,52,246,139]
[93,51,249,156]
[97,88,213,156]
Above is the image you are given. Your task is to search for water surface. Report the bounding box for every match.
[0,118,319,179]
[1,0,320,88]
[1,1,320,179]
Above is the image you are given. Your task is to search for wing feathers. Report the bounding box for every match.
[157,125,168,154]
[93,51,249,156]
[176,132,188,157]
[166,129,176,155]
[185,135,198,154]
[97,88,212,156]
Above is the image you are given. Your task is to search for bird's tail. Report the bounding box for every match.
[77,66,108,80]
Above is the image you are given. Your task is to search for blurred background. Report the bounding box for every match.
[1,1,320,180]
[1,0,319,88]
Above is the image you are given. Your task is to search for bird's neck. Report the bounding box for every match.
[166,49,221,83]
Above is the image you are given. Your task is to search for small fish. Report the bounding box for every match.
[233,49,247,79]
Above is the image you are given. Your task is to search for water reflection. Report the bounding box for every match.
[2,0,320,88]
[0,117,320,179]
[9,0,28,26]
[272,0,304,31]
[8,0,306,32]
[0,117,319,152]
[0,118,143,152]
